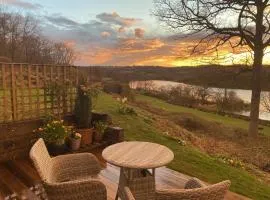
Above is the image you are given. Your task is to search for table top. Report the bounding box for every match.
[102,141,174,169]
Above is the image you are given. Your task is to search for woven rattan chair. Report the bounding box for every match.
[123,178,231,200]
[30,138,107,200]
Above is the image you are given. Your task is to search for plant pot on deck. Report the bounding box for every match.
[68,136,82,151]
[47,140,68,156]
[94,130,103,143]
[77,128,93,146]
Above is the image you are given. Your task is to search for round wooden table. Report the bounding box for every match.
[102,142,174,200]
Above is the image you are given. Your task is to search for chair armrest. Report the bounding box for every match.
[51,153,101,181]
[123,187,136,200]
[156,180,231,200]
[184,177,207,189]
[44,179,106,200]
[156,189,187,200]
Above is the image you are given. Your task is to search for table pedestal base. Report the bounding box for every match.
[116,168,155,200]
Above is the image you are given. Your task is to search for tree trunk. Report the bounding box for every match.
[248,48,263,137]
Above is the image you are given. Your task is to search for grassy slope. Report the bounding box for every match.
[95,93,270,200]
[136,94,270,137]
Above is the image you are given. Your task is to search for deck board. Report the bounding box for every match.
[0,178,15,199]
[0,149,250,200]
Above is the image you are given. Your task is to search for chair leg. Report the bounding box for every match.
[115,193,118,200]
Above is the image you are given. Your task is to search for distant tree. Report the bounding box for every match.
[0,7,76,65]
[262,92,270,112]
[154,0,270,137]
[195,86,212,104]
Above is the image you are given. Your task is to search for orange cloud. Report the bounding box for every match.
[134,28,145,38]
[101,31,111,38]
[75,34,262,67]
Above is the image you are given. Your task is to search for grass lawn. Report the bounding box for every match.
[95,92,270,200]
[136,94,270,137]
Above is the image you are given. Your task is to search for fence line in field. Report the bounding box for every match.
[0,63,79,122]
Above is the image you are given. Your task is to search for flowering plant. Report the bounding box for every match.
[70,131,81,140]
[34,120,69,144]
[117,96,136,115]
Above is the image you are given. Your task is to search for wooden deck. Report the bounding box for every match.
[0,148,250,200]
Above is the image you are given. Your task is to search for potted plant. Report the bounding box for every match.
[68,131,81,151]
[94,121,108,143]
[35,119,69,155]
[74,82,94,145]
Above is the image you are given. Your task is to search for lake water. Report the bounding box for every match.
[130,80,270,121]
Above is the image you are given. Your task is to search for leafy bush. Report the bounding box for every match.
[118,104,137,115]
[103,81,123,94]
[103,81,134,100]
[117,97,137,115]
[94,121,108,136]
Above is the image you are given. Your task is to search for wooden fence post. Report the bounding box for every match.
[11,64,17,121]
[63,66,67,115]
[1,64,7,121]
[36,65,40,118]
[20,64,25,120]
[28,64,32,119]
[43,65,47,115]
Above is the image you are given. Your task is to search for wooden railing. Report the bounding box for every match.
[0,63,78,122]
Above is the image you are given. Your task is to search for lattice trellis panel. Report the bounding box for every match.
[0,63,78,122]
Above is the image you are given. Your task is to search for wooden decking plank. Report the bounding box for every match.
[0,178,14,199]
[0,164,29,197]
[5,160,40,187]
[16,159,41,181]
[100,165,120,184]
[155,167,188,189]
[98,173,118,200]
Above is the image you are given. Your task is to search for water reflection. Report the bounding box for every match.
[130,80,270,121]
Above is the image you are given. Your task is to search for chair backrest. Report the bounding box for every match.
[30,138,52,182]
[156,180,231,200]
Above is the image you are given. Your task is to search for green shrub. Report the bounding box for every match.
[94,121,108,135]
[103,81,134,100]
[103,81,123,94]
[118,104,137,115]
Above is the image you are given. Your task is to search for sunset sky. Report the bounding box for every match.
[2,0,270,66]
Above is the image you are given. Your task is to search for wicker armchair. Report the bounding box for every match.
[30,138,107,200]
[123,178,231,200]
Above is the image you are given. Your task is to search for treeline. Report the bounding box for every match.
[98,65,270,90]
[0,7,75,64]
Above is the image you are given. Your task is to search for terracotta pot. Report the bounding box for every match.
[94,130,103,143]
[69,137,81,151]
[77,128,93,146]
